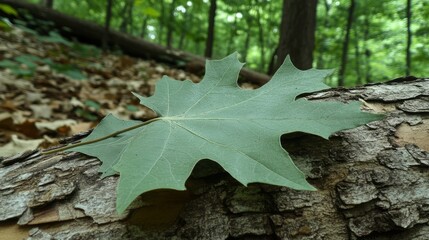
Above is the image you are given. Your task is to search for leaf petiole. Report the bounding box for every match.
[41,117,160,155]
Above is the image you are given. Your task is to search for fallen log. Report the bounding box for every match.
[0,77,428,239]
[0,0,271,86]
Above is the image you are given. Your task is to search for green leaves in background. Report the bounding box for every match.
[68,53,382,213]
[0,3,18,16]
[0,53,86,79]
[0,3,15,31]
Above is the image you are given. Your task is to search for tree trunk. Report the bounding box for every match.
[354,25,362,85]
[119,0,135,34]
[178,5,192,50]
[269,0,317,74]
[205,0,216,58]
[316,0,332,69]
[1,77,428,239]
[41,0,53,9]
[140,17,147,38]
[363,14,372,83]
[406,0,412,76]
[338,0,356,86]
[242,20,251,63]
[256,5,266,71]
[226,12,237,55]
[102,0,114,52]
[166,0,177,49]
[157,0,165,44]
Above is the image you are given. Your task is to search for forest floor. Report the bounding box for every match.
[0,25,210,157]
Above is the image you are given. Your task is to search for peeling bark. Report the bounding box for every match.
[1,78,429,239]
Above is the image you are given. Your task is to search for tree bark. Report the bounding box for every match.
[1,77,428,239]
[269,0,317,74]
[205,0,216,58]
[0,0,269,85]
[406,0,412,76]
[338,0,356,86]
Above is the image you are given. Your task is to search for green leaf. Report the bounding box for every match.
[14,54,41,69]
[37,31,72,46]
[0,4,18,16]
[51,63,86,80]
[69,53,382,213]
[70,114,142,177]
[84,100,101,110]
[74,108,98,121]
[142,7,161,18]
[0,59,18,68]
[126,105,139,112]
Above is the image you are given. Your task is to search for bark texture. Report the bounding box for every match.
[1,77,428,240]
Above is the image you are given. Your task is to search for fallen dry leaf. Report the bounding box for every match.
[0,134,44,157]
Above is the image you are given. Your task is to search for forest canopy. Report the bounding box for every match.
[23,0,429,86]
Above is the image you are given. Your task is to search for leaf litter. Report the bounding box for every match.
[0,25,202,156]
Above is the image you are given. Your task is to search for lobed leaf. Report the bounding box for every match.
[69,53,382,213]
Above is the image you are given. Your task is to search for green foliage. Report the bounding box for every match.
[70,42,102,58]
[67,53,382,213]
[0,54,40,77]
[0,3,16,31]
[44,0,427,85]
[37,31,72,46]
[0,3,18,16]
[0,53,86,80]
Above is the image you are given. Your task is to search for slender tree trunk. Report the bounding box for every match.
[195,18,203,55]
[406,0,412,76]
[182,14,194,50]
[265,1,276,74]
[338,0,356,86]
[119,0,130,33]
[256,5,265,71]
[127,0,135,34]
[140,17,147,38]
[242,32,250,63]
[316,0,332,69]
[158,0,165,44]
[269,0,317,74]
[166,0,177,48]
[242,21,251,63]
[41,0,53,8]
[363,14,371,83]
[226,13,237,55]
[354,27,362,85]
[102,0,114,51]
[179,6,192,50]
[205,0,216,58]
